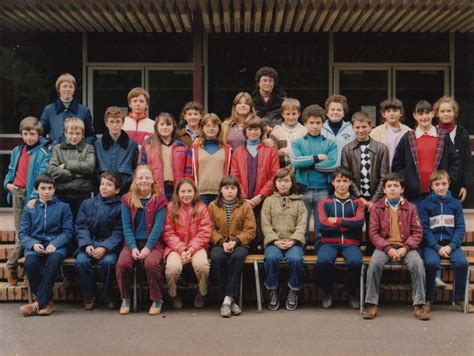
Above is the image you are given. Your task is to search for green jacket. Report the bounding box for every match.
[261,192,307,247]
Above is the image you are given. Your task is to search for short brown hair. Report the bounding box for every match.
[302,104,325,123]
[243,116,266,140]
[383,172,404,189]
[55,73,76,93]
[433,96,459,119]
[198,113,223,146]
[100,171,122,190]
[325,94,349,115]
[351,111,372,126]
[281,98,301,112]
[429,170,451,185]
[380,98,405,117]
[179,101,204,128]
[414,100,433,114]
[64,117,85,134]
[273,168,298,195]
[127,87,150,105]
[104,106,124,124]
[19,116,42,135]
[255,66,278,84]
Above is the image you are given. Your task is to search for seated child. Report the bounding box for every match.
[75,172,124,310]
[95,106,138,193]
[115,165,168,315]
[48,117,95,220]
[3,116,50,286]
[317,167,364,310]
[19,173,73,316]
[261,168,307,311]
[208,175,256,317]
[419,170,474,313]
[163,178,212,310]
[363,173,430,321]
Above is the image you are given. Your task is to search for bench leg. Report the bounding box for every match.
[239,271,243,311]
[464,268,470,314]
[254,260,262,312]
[360,263,365,313]
[452,274,456,306]
[27,278,32,304]
[133,265,137,313]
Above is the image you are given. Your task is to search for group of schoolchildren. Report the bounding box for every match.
[3,68,473,321]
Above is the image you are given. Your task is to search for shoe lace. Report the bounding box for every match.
[288,290,297,304]
[270,291,278,304]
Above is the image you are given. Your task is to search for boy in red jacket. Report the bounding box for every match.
[362,172,430,320]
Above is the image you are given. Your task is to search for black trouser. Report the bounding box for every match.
[210,246,248,300]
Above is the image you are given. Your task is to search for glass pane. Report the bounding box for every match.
[339,70,389,124]
[92,69,142,134]
[148,70,193,121]
[395,70,445,128]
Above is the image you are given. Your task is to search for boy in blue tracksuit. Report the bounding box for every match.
[419,170,473,312]
[3,116,50,286]
[317,167,365,310]
[19,173,73,317]
[75,172,124,310]
[291,104,338,244]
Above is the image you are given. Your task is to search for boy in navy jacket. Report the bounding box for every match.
[419,170,473,312]
[19,173,73,317]
[75,172,124,310]
[317,167,364,310]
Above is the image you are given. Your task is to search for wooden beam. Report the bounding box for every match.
[143,0,163,32]
[274,0,287,32]
[221,0,231,32]
[312,0,331,32]
[332,1,355,32]
[210,0,221,32]
[400,7,430,32]
[254,0,263,32]
[361,6,386,32]
[352,0,377,32]
[165,1,184,32]
[430,9,463,32]
[64,0,98,32]
[118,0,144,32]
[293,0,310,32]
[283,0,297,32]
[199,0,212,32]
[131,0,154,32]
[176,0,193,32]
[322,1,341,32]
[380,0,410,32]
[83,0,116,32]
[342,0,365,32]
[152,0,173,32]
[3,3,45,31]
[0,12,23,31]
[263,0,275,32]
[69,0,105,32]
[448,10,474,32]
[303,0,320,32]
[193,6,203,103]
[243,0,252,32]
[52,0,87,32]
[370,1,399,32]
[409,6,443,32]
[108,0,133,32]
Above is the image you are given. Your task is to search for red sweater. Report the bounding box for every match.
[13,146,31,188]
[416,135,437,192]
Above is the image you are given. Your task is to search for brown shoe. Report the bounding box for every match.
[362,304,378,319]
[84,297,96,311]
[194,291,206,308]
[169,294,183,310]
[6,268,18,287]
[454,301,474,313]
[20,301,40,317]
[414,305,430,320]
[424,301,431,313]
[38,301,54,316]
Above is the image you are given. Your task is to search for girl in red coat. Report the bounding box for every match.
[163,178,212,309]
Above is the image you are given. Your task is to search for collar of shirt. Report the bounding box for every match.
[415,126,437,139]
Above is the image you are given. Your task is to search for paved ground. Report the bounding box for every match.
[1,302,473,355]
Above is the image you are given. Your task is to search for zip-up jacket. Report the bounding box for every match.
[419,191,465,252]
[75,195,124,253]
[369,197,422,253]
[123,115,154,147]
[321,120,355,168]
[19,196,73,257]
[185,142,232,185]
[318,195,365,245]
[3,140,50,205]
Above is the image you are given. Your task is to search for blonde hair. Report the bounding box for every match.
[63,117,85,134]
[230,92,256,122]
[198,113,223,147]
[433,96,459,119]
[55,73,76,93]
[429,169,451,185]
[126,165,160,209]
[127,87,150,105]
[281,98,301,112]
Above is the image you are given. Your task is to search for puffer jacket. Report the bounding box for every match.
[19,196,73,257]
[261,192,307,247]
[163,201,212,257]
[208,200,256,246]
[321,120,355,168]
[48,141,95,193]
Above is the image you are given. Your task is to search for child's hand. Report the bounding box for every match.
[317,154,328,161]
[223,241,236,253]
[366,201,374,212]
[33,244,45,254]
[45,244,56,254]
[459,187,467,202]
[395,247,407,259]
[92,247,107,260]
[139,247,151,260]
[85,245,95,256]
[387,248,398,261]
[274,240,288,250]
[180,250,192,264]
[327,217,338,225]
[27,199,36,209]
[438,246,452,258]
[265,126,272,135]
[6,183,18,192]
[262,138,274,147]
[132,248,141,260]
[59,163,65,169]
[248,195,262,207]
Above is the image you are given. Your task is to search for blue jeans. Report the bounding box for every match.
[24,252,64,306]
[199,194,218,206]
[423,246,469,302]
[317,243,362,296]
[264,244,304,291]
[302,188,328,246]
[75,251,118,301]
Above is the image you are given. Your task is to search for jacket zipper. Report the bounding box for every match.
[440,202,444,242]
[43,203,47,241]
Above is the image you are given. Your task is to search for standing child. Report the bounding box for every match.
[419,170,474,313]
[19,173,73,316]
[141,113,188,200]
[95,106,138,193]
[362,173,430,320]
[261,168,307,311]
[163,178,212,309]
[392,100,459,207]
[177,101,204,146]
[291,105,338,245]
[122,87,154,150]
[185,113,232,205]
[270,98,307,170]
[370,98,411,169]
[321,94,355,168]
[75,172,124,310]
[3,117,50,286]
[208,175,256,317]
[115,165,168,315]
[48,117,95,220]
[317,168,364,309]
[434,96,471,203]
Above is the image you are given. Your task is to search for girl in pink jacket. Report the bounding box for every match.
[163,178,212,309]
